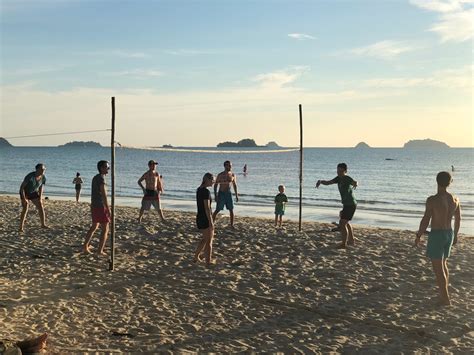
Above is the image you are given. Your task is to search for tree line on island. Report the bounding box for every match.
[0,137,453,149]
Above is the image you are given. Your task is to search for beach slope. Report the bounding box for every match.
[1,196,473,352]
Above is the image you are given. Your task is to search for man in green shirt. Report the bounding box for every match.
[316,163,358,249]
[19,163,48,232]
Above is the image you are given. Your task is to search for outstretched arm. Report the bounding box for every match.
[351,180,358,189]
[415,198,432,246]
[316,178,337,188]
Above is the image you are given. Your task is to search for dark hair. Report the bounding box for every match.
[35,163,45,170]
[337,163,348,171]
[97,160,109,172]
[224,160,231,167]
[76,172,80,177]
[202,172,214,183]
[436,171,452,187]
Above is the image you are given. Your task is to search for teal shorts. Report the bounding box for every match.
[215,190,234,212]
[426,229,454,259]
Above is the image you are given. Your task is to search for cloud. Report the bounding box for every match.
[410,0,474,42]
[104,69,164,78]
[349,40,417,59]
[163,49,214,56]
[288,33,316,40]
[361,65,473,90]
[253,66,309,89]
[81,50,149,58]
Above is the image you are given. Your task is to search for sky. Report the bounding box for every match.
[0,0,472,147]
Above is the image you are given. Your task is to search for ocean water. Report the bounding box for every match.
[1,146,473,234]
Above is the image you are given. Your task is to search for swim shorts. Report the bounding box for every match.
[426,229,454,259]
[215,190,234,212]
[141,189,161,211]
[91,207,111,224]
[340,204,356,221]
[275,208,285,216]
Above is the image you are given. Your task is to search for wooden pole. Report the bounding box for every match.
[299,104,303,232]
[109,97,116,271]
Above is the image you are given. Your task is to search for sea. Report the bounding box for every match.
[1,146,473,235]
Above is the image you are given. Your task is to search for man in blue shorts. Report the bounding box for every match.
[213,160,239,227]
[415,171,461,306]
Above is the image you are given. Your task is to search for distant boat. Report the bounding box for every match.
[385,158,396,161]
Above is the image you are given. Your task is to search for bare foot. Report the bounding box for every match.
[19,227,25,233]
[206,259,217,267]
[193,256,203,263]
[438,298,452,306]
[335,243,347,249]
[41,225,49,229]
[83,246,92,254]
[97,251,107,256]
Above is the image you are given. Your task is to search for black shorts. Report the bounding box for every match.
[75,185,82,191]
[21,191,40,200]
[196,215,210,230]
[340,205,357,221]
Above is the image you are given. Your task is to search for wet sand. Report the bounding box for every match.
[1,195,473,353]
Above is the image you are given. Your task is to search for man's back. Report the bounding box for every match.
[428,192,459,230]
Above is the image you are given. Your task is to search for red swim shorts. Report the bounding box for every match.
[91,207,111,224]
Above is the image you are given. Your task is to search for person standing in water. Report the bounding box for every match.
[19,163,48,232]
[316,163,358,249]
[194,173,215,266]
[213,160,239,227]
[415,171,461,306]
[73,172,84,202]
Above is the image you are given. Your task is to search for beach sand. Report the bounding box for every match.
[1,195,473,353]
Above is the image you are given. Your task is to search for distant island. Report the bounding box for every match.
[162,144,173,148]
[0,137,13,148]
[59,141,103,148]
[217,138,281,148]
[403,139,450,149]
[355,142,371,149]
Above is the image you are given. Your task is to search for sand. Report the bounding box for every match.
[1,195,473,353]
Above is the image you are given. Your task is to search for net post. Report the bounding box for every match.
[299,104,303,232]
[109,97,116,271]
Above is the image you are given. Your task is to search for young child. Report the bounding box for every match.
[274,185,288,228]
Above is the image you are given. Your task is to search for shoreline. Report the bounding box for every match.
[1,193,472,238]
[2,195,474,352]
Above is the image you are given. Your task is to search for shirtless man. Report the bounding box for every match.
[415,171,461,306]
[137,160,165,223]
[212,160,239,227]
[19,163,48,232]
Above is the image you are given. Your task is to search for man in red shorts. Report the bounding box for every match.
[83,160,110,255]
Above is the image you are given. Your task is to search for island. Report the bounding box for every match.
[403,139,450,149]
[217,138,281,148]
[265,141,281,148]
[355,142,371,149]
[58,141,103,148]
[0,137,13,148]
[162,144,173,148]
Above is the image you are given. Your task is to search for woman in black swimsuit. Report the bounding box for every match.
[194,173,215,266]
[72,172,84,202]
